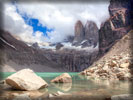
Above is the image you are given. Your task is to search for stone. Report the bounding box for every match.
[13,93,31,100]
[5,69,48,90]
[0,80,5,84]
[111,94,133,100]
[116,72,125,80]
[119,62,130,68]
[112,68,121,73]
[87,69,95,73]
[110,61,117,67]
[51,73,72,83]
[80,70,87,75]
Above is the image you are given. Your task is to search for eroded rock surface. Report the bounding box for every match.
[6,69,48,90]
[84,21,99,47]
[99,0,132,55]
[51,73,72,83]
[73,20,84,45]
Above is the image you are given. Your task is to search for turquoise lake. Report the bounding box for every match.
[0,72,133,100]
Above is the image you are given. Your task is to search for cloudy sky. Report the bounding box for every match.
[3,1,110,44]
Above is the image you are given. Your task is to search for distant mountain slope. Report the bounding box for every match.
[0,30,98,72]
[0,30,68,72]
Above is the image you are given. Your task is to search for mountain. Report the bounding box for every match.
[72,20,99,48]
[80,0,133,80]
[0,0,132,72]
[81,30,133,81]
[84,20,98,47]
[0,30,68,72]
[0,29,98,72]
[73,20,85,45]
[99,0,132,55]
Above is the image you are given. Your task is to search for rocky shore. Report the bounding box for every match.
[80,52,133,81]
[80,29,133,81]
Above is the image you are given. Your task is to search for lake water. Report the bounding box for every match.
[0,72,133,100]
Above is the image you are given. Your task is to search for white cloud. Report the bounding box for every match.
[3,3,47,44]
[3,2,110,43]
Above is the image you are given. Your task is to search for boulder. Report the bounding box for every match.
[51,73,72,83]
[5,69,48,90]
[116,72,125,80]
[110,61,117,67]
[119,62,130,68]
[111,94,133,100]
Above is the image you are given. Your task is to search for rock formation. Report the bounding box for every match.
[73,20,84,45]
[51,73,72,83]
[72,20,99,47]
[5,69,48,90]
[99,0,132,55]
[84,20,99,47]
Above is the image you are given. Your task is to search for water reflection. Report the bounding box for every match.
[0,74,132,100]
[51,83,72,92]
[0,85,48,100]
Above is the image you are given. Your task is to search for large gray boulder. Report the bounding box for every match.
[5,69,48,90]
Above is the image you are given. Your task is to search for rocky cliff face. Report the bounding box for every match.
[0,30,98,72]
[84,21,98,47]
[0,30,68,72]
[99,0,132,55]
[73,20,85,45]
[72,20,99,47]
[43,49,98,72]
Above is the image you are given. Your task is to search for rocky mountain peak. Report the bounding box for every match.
[109,0,132,16]
[99,0,132,55]
[73,20,84,45]
[84,20,98,47]
[72,20,99,47]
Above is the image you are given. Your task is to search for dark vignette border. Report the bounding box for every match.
[0,0,132,97]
